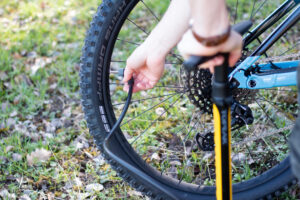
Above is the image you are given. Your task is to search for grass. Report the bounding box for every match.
[0,0,146,199]
[0,0,299,199]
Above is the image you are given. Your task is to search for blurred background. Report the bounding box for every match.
[0,0,146,199]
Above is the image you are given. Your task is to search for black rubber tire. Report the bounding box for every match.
[80,0,297,199]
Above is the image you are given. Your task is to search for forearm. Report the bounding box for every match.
[189,0,229,36]
[146,0,190,52]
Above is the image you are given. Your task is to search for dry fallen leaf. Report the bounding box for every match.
[27,148,51,166]
[30,57,54,75]
[0,189,16,200]
[12,153,22,162]
[85,183,104,193]
[151,152,160,161]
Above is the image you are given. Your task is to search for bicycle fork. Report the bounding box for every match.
[212,54,233,200]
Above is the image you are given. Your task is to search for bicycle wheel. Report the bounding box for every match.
[80,0,299,199]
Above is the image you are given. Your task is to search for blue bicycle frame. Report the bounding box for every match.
[231,0,300,89]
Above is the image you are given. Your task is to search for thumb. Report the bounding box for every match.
[123,46,147,82]
[123,67,134,83]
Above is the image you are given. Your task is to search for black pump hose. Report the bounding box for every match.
[107,77,134,137]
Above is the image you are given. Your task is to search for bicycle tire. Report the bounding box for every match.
[80,0,298,199]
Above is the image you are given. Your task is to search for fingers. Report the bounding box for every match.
[135,74,156,92]
[199,56,224,69]
[178,29,243,71]
[229,49,242,67]
[123,73,156,93]
[123,67,134,83]
[122,42,165,93]
[123,46,147,83]
[186,56,224,74]
[223,31,242,67]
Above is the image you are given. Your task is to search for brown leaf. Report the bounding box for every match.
[12,53,22,59]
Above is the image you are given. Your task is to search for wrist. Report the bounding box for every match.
[144,35,170,57]
[191,24,231,47]
[146,28,179,54]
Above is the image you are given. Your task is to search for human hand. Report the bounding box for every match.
[122,0,190,93]
[123,40,166,93]
[178,29,243,73]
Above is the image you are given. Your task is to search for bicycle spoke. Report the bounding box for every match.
[256,93,296,121]
[116,38,141,46]
[250,0,258,20]
[278,40,300,56]
[168,51,184,63]
[111,60,183,65]
[234,0,239,24]
[246,144,255,161]
[154,85,185,89]
[110,82,124,85]
[109,81,185,90]
[140,0,160,22]
[130,93,185,144]
[249,124,275,154]
[184,112,200,136]
[142,115,193,166]
[113,92,180,106]
[264,88,295,92]
[251,0,268,20]
[126,18,149,35]
[165,62,184,65]
[111,60,126,63]
[121,91,184,126]
[178,159,191,184]
[183,120,200,144]
[255,99,279,129]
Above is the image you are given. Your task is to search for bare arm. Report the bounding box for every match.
[123,0,190,92]
[123,0,243,92]
[178,0,242,73]
[190,0,229,36]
